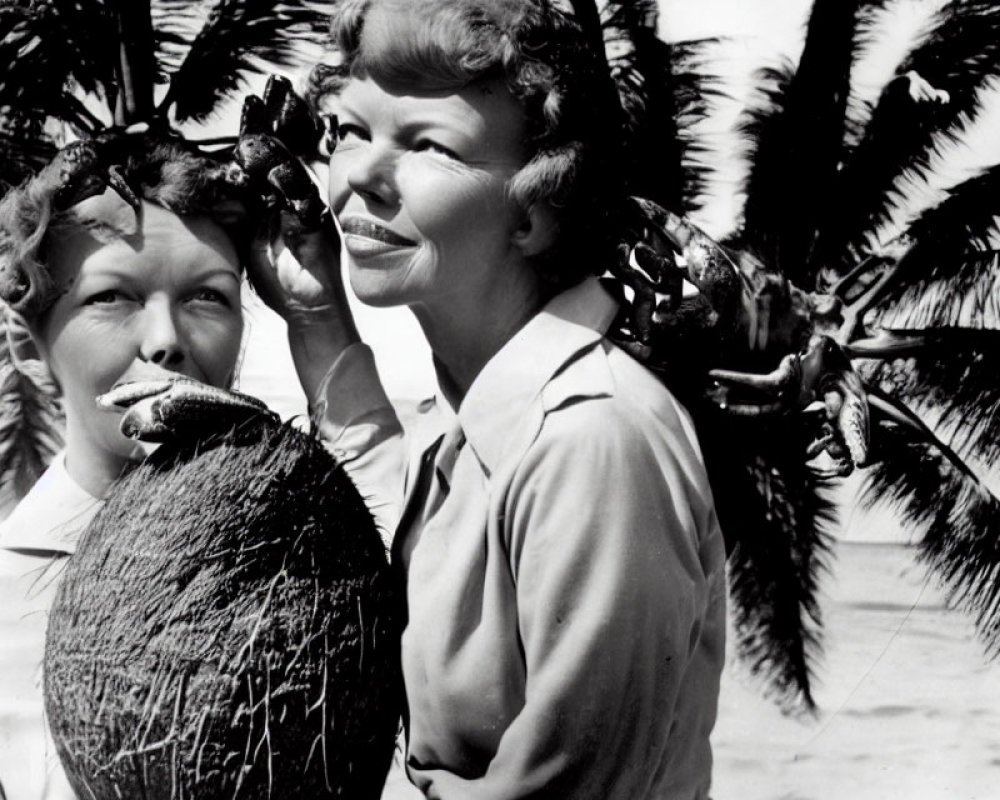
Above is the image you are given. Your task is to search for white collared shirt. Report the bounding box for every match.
[0,453,100,800]
[316,277,726,799]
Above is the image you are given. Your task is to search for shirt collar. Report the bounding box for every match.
[454,276,620,474]
[0,452,102,556]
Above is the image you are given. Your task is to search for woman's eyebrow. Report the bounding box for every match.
[74,265,137,281]
[187,268,242,282]
[77,266,242,283]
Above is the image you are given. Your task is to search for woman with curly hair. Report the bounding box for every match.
[0,134,253,800]
[252,1,727,797]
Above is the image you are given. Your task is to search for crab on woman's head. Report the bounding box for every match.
[0,134,257,495]
[311,0,622,326]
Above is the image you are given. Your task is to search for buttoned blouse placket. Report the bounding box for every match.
[391,422,467,590]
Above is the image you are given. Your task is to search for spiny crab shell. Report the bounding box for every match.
[612,196,871,476]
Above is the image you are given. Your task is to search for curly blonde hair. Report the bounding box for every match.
[0,133,255,321]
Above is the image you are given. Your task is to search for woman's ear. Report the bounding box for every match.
[511,202,558,257]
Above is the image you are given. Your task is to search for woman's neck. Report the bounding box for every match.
[413,270,546,409]
[62,429,135,498]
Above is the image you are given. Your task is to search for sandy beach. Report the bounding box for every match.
[712,541,1000,800]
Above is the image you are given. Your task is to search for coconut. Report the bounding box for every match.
[44,418,402,800]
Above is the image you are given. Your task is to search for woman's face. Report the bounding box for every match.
[38,198,244,467]
[326,75,530,314]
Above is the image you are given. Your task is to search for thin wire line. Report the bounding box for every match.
[796,572,931,754]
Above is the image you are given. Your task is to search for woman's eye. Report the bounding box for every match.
[323,119,369,157]
[84,290,125,305]
[188,288,231,306]
[415,140,462,161]
[337,122,369,143]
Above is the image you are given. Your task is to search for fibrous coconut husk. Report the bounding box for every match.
[44,419,402,800]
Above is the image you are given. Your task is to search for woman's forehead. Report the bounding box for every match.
[338,76,528,155]
[46,197,241,283]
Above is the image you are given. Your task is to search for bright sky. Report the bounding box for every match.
[659,0,810,47]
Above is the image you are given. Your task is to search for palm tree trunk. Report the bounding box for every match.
[108,0,155,127]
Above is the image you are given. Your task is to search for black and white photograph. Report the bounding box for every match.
[0,1,997,798]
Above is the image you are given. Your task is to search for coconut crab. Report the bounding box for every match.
[38,133,142,213]
[229,75,328,232]
[607,197,926,479]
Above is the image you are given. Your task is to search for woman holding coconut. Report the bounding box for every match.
[250,0,728,796]
[0,136,252,800]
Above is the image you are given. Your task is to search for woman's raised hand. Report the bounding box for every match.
[233,78,351,328]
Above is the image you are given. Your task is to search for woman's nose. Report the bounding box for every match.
[345,143,399,206]
[138,297,185,367]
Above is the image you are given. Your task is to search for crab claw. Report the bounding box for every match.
[817,359,870,469]
[262,75,324,159]
[98,379,278,443]
[625,197,749,339]
[233,92,328,231]
[41,139,141,213]
[707,336,870,474]
[707,353,802,415]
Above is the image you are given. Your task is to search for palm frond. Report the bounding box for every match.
[861,331,1000,466]
[0,313,64,518]
[816,1,1000,273]
[161,0,336,123]
[111,0,158,125]
[739,0,861,286]
[901,0,1000,100]
[152,0,210,77]
[0,110,58,192]
[870,250,1000,330]
[0,1,117,120]
[663,38,728,213]
[603,0,676,208]
[902,164,1000,257]
[863,421,1000,654]
[699,416,837,712]
[605,12,724,212]
[823,170,1000,329]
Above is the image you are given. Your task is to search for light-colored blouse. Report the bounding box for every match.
[315,277,727,800]
[0,452,99,800]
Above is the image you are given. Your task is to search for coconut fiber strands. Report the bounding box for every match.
[44,418,402,800]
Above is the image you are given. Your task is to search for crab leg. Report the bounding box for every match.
[706,353,802,414]
[709,336,871,469]
[98,380,277,442]
[828,235,913,343]
[845,329,928,359]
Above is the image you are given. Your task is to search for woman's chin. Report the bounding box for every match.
[348,274,406,308]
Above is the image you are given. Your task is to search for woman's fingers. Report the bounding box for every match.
[245,212,344,318]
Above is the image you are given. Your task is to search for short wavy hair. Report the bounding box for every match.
[0,133,255,321]
[308,0,622,289]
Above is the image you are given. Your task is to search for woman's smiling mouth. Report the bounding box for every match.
[340,216,418,253]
